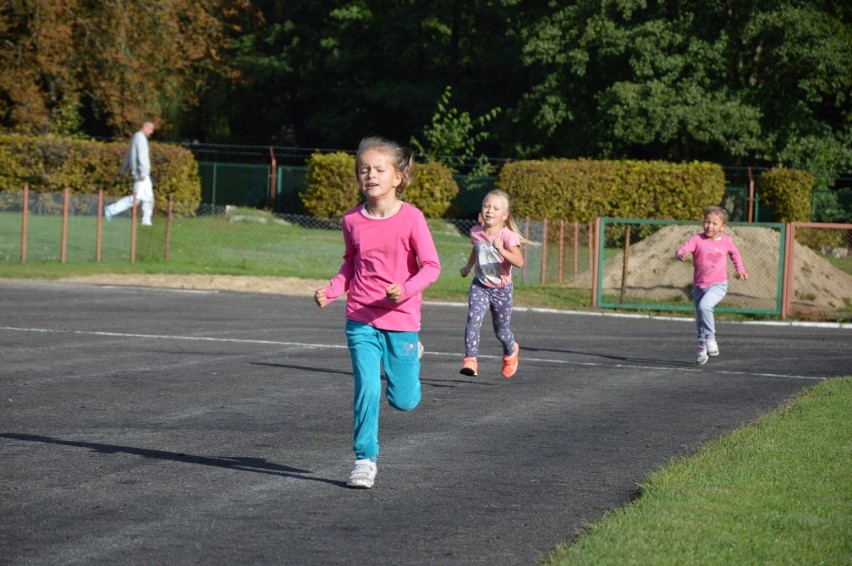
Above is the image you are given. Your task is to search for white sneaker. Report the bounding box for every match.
[418,341,424,360]
[696,348,709,365]
[706,340,719,356]
[347,459,377,489]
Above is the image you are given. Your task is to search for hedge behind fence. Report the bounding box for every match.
[0,133,201,216]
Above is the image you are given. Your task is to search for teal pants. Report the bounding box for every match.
[345,320,422,461]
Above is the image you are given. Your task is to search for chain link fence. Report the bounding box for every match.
[1,188,850,320]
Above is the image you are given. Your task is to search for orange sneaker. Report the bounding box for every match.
[501,342,519,378]
[460,357,478,377]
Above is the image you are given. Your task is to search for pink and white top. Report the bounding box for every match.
[323,202,441,331]
[470,225,521,288]
[676,233,746,290]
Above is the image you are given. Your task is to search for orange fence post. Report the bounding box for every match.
[21,185,29,263]
[522,217,530,283]
[164,195,174,260]
[588,221,594,272]
[557,220,564,283]
[591,218,601,307]
[269,146,278,211]
[60,187,69,263]
[540,218,548,284]
[96,189,103,262]
[573,221,579,279]
[130,195,137,263]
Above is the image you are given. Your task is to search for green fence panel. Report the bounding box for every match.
[595,217,785,316]
[198,163,271,210]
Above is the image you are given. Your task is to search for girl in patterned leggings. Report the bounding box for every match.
[459,190,533,378]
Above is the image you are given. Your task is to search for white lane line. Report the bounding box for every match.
[2,326,829,381]
[0,326,346,350]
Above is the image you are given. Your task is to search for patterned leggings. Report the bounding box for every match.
[464,280,515,357]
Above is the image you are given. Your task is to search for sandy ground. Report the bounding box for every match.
[59,274,328,297]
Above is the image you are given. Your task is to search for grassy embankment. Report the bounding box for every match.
[544,376,852,565]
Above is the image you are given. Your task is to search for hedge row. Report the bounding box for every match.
[495,159,727,222]
[298,154,820,224]
[1,134,815,224]
[300,152,460,219]
[0,133,201,216]
[757,166,815,222]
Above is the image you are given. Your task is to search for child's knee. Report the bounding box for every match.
[388,390,420,411]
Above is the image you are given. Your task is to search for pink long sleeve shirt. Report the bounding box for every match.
[323,202,441,332]
[676,233,746,290]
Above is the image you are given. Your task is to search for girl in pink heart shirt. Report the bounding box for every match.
[314,136,441,489]
[676,206,748,365]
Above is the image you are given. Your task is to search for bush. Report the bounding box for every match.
[496,159,725,222]
[301,152,358,218]
[301,153,460,219]
[757,166,814,222]
[0,133,201,216]
[403,161,459,218]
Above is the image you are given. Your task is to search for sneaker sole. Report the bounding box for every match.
[459,368,477,377]
[346,480,374,489]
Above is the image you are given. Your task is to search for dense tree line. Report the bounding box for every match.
[1,1,850,186]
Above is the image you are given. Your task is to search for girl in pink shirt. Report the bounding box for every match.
[676,206,748,365]
[459,190,530,378]
[315,137,441,489]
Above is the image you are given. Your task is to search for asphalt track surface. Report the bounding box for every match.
[2,279,850,565]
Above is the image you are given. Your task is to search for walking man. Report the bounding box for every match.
[105,120,156,226]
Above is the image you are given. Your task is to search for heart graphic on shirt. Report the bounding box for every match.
[708,252,722,263]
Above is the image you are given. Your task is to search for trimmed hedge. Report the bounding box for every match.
[301,152,459,219]
[301,152,357,219]
[0,133,201,216]
[758,166,814,222]
[496,159,726,222]
[402,161,459,218]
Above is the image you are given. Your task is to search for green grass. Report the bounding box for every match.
[1,212,847,319]
[544,376,852,565]
[0,212,594,310]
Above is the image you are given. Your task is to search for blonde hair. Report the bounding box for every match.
[355,136,416,197]
[484,189,538,246]
[703,206,729,224]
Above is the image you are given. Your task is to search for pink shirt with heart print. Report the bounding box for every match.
[676,233,746,290]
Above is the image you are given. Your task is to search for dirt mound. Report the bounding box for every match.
[577,224,852,313]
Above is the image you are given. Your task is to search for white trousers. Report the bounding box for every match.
[106,177,154,225]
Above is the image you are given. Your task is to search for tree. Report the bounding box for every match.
[516,0,852,181]
[0,0,80,135]
[410,85,500,173]
[0,0,244,138]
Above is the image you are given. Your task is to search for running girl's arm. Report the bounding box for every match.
[318,224,355,305]
[676,234,699,260]
[728,241,748,280]
[397,212,441,299]
[460,247,476,277]
[495,240,524,268]
[495,231,524,268]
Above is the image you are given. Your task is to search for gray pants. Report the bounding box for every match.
[694,282,728,346]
